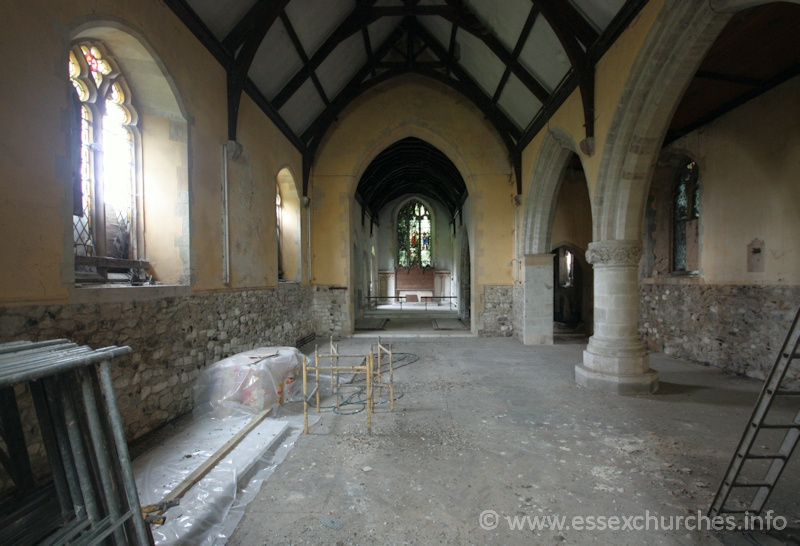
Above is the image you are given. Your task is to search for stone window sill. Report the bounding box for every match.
[640,273,701,285]
[69,283,192,304]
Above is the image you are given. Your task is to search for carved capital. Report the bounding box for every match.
[585,241,643,266]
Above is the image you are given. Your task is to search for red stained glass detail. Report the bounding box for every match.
[84,51,98,72]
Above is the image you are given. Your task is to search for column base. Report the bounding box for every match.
[575,363,659,395]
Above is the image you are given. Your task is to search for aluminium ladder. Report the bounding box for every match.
[708,307,800,518]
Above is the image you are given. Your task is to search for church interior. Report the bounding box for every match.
[0,0,799,543]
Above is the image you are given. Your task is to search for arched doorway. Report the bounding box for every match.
[550,153,593,337]
[355,138,468,325]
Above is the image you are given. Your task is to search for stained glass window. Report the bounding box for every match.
[397,200,432,267]
[672,160,699,272]
[69,42,137,261]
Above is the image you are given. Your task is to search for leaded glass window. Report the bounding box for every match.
[69,42,137,261]
[672,160,699,272]
[397,200,432,268]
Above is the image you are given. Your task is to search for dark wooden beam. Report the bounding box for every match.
[586,0,648,62]
[226,0,291,141]
[512,149,522,196]
[550,0,599,47]
[243,80,305,152]
[666,64,800,145]
[537,0,595,140]
[695,70,769,86]
[517,0,648,150]
[302,151,313,198]
[301,24,408,147]
[493,5,539,105]
[372,5,453,17]
[272,2,380,110]
[445,23,458,78]
[413,20,521,142]
[163,0,232,68]
[279,11,329,106]
[517,72,579,151]
[377,61,447,69]
[362,27,377,79]
[441,0,550,104]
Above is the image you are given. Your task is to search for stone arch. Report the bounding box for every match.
[69,18,191,284]
[550,240,592,333]
[578,1,792,394]
[519,127,583,345]
[71,18,188,121]
[349,125,477,199]
[593,3,731,242]
[276,167,302,282]
[523,127,581,255]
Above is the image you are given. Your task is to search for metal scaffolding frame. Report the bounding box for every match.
[0,339,151,545]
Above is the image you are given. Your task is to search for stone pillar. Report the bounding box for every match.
[523,254,554,345]
[576,241,658,393]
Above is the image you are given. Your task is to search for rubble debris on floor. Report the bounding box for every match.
[225,338,800,545]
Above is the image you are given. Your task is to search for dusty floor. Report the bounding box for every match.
[223,335,800,545]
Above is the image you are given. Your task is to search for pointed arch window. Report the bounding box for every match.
[672,159,700,273]
[397,200,432,268]
[69,42,140,279]
[276,184,284,280]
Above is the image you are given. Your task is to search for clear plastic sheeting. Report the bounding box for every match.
[133,347,318,545]
[194,347,306,417]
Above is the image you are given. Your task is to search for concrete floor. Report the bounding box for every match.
[226,332,800,545]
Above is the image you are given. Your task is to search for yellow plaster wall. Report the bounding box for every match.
[225,96,303,288]
[551,171,593,253]
[0,1,302,303]
[311,75,515,291]
[141,115,185,283]
[310,176,353,286]
[470,180,517,285]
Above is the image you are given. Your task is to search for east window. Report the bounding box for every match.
[396,200,433,268]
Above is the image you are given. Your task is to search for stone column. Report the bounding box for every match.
[576,240,658,394]
[523,254,553,345]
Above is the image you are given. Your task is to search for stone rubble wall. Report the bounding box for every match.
[312,285,350,338]
[639,283,800,385]
[479,285,514,337]
[0,285,315,446]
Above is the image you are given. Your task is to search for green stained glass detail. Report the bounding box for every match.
[397,200,432,267]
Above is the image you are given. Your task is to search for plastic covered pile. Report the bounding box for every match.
[134,347,313,545]
[194,346,306,417]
